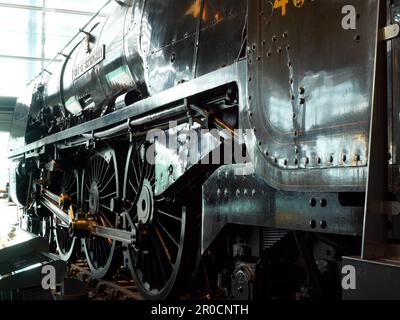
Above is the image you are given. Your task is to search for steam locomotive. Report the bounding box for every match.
[8,0,400,299]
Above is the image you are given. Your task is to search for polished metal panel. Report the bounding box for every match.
[96,4,135,101]
[153,122,220,196]
[196,0,247,77]
[124,0,148,96]
[245,0,380,192]
[141,0,198,95]
[202,164,364,253]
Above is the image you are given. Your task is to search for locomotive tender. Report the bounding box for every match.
[8,0,400,299]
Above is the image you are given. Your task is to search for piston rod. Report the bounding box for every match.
[40,189,135,244]
[40,193,71,226]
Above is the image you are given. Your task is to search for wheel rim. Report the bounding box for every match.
[54,170,79,261]
[82,149,119,278]
[123,143,188,299]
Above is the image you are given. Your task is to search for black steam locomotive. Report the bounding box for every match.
[8,0,400,299]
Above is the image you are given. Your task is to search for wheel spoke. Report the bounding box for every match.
[154,224,173,264]
[132,159,140,186]
[99,172,116,194]
[156,209,182,223]
[155,218,179,248]
[100,191,117,199]
[129,179,137,194]
[149,231,169,283]
[97,161,111,187]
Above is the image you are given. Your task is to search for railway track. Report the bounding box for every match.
[69,261,143,300]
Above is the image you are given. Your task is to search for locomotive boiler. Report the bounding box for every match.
[8,0,400,300]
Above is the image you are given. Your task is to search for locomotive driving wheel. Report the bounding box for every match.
[54,170,79,261]
[122,143,196,300]
[82,149,120,278]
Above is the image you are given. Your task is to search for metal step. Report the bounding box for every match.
[0,224,67,300]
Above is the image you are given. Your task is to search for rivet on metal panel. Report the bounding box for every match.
[217,189,221,198]
[317,157,321,165]
[244,189,248,197]
[354,154,360,162]
[329,156,334,163]
[320,199,327,207]
[272,35,277,42]
[282,32,288,38]
[277,47,282,54]
[310,198,317,207]
[224,188,229,197]
[300,98,305,105]
[252,189,256,197]
[342,154,347,162]
[320,220,327,229]
[309,220,317,228]
[284,159,288,166]
[236,189,241,197]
